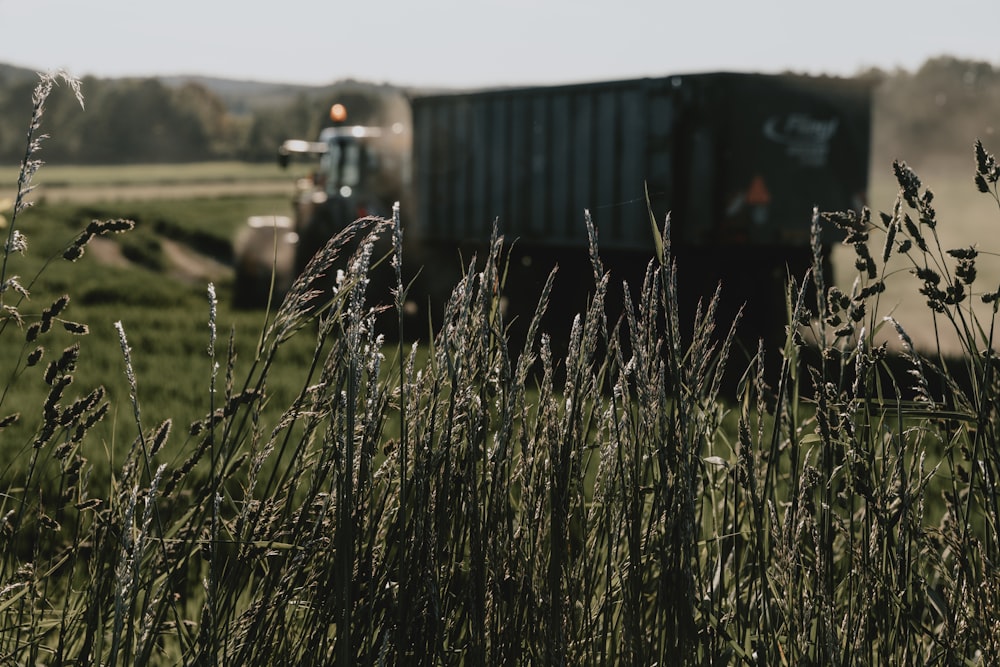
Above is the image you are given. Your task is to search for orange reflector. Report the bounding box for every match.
[330,104,348,123]
[745,175,771,206]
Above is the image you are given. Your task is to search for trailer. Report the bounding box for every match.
[237,72,872,349]
[408,72,870,348]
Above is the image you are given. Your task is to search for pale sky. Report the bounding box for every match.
[3,0,998,88]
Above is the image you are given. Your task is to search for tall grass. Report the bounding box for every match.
[3,72,1000,665]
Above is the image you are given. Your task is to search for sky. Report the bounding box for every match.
[2,0,999,89]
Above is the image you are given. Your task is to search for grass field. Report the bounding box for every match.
[6,109,1000,662]
[3,153,996,433]
[0,191,320,492]
[1,155,996,449]
[7,154,998,352]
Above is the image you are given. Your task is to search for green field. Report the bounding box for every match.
[0,192,321,489]
[5,156,1000,663]
[1,156,995,489]
[6,157,997,355]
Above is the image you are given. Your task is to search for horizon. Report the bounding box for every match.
[1,52,992,94]
[4,0,999,90]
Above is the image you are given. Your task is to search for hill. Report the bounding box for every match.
[158,75,325,114]
[0,62,41,86]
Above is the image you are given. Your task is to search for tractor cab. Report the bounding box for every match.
[280,127,385,203]
[314,126,381,199]
[234,99,410,310]
[278,104,395,274]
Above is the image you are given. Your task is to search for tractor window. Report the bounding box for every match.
[322,137,364,193]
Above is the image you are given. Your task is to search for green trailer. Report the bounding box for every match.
[409,72,871,347]
[242,72,871,349]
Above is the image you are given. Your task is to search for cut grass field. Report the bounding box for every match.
[0,161,309,203]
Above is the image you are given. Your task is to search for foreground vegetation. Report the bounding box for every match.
[0,192,314,480]
[4,72,1000,666]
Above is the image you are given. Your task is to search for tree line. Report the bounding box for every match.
[0,74,345,164]
[1,56,998,165]
[869,56,1000,165]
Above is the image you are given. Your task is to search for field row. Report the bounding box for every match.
[0,161,308,203]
